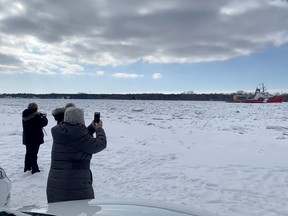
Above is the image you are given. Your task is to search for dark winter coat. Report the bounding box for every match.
[22,109,48,145]
[46,123,107,203]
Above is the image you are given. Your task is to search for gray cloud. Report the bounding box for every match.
[0,53,22,65]
[0,0,288,74]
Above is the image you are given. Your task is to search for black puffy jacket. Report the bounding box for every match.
[22,109,48,145]
[46,123,107,203]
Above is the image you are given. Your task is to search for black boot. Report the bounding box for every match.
[24,167,31,172]
[32,169,40,174]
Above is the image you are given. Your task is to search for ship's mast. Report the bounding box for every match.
[260,83,266,92]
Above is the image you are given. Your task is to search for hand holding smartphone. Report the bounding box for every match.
[94,112,100,123]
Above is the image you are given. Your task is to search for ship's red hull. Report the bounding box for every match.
[243,96,285,103]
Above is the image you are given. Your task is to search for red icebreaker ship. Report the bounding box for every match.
[243,84,285,103]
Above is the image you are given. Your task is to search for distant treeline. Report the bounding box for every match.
[1,93,287,102]
[1,93,232,101]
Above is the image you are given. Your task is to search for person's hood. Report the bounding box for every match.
[22,109,39,121]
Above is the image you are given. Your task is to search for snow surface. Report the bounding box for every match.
[0,98,288,216]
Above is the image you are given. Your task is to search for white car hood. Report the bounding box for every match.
[13,199,216,216]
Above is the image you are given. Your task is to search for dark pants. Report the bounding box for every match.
[24,144,40,173]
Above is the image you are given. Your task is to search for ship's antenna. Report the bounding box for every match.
[263,83,267,92]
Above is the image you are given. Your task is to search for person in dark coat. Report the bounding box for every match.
[46,107,107,203]
[22,102,48,174]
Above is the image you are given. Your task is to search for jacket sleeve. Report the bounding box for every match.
[78,128,107,154]
[40,115,48,127]
[35,113,48,127]
[87,123,96,135]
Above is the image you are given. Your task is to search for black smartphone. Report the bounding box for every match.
[94,112,100,123]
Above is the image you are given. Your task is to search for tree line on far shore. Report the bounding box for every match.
[0,93,287,102]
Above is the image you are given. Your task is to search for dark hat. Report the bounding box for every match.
[52,107,66,116]
[52,107,66,123]
[64,107,85,125]
[65,103,76,108]
[28,103,38,110]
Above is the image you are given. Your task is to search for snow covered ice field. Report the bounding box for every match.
[0,98,288,216]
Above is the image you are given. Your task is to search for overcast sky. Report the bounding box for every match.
[0,0,288,94]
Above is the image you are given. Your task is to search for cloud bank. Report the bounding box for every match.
[0,0,288,75]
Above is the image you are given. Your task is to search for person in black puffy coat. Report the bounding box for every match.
[46,107,107,203]
[22,102,48,174]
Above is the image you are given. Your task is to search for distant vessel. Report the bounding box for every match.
[232,84,285,103]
